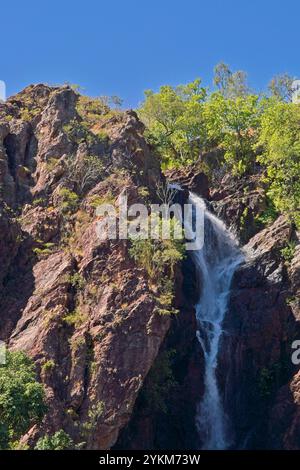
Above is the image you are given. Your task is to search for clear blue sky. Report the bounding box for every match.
[1,0,299,108]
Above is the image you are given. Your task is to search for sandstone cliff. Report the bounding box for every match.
[0,85,178,449]
[0,86,299,450]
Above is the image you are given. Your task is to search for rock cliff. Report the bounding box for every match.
[0,86,299,450]
[0,85,175,449]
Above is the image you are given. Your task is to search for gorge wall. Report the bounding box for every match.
[0,86,299,449]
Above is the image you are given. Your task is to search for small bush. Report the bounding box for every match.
[33,242,56,258]
[46,157,60,172]
[32,197,46,207]
[255,199,278,227]
[41,360,55,374]
[82,402,105,434]
[63,309,87,327]
[67,272,86,290]
[35,430,74,450]
[89,192,114,209]
[69,336,85,352]
[58,188,79,214]
[129,217,185,315]
[281,241,296,263]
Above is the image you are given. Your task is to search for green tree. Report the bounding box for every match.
[35,430,74,450]
[258,100,300,227]
[139,79,207,167]
[268,73,295,102]
[213,62,250,99]
[203,92,261,174]
[0,350,46,449]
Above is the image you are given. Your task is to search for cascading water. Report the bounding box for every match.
[189,192,243,450]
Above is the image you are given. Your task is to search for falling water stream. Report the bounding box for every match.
[189,193,243,450]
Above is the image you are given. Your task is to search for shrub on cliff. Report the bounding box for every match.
[0,350,46,449]
[35,430,74,450]
[129,216,185,315]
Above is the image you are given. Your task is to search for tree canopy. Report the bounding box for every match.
[138,63,300,227]
[0,350,46,449]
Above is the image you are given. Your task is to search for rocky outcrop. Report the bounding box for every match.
[1,84,299,451]
[0,85,178,449]
[219,215,300,449]
[210,172,268,244]
[168,161,300,450]
[115,256,203,450]
[165,165,209,200]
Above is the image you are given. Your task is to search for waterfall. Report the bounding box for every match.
[189,192,243,450]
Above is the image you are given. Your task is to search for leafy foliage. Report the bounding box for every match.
[58,188,79,214]
[129,217,185,280]
[254,198,278,227]
[0,351,46,449]
[203,92,261,174]
[63,309,87,327]
[129,216,185,315]
[280,241,297,263]
[35,430,74,450]
[82,402,105,434]
[139,64,300,226]
[139,79,207,167]
[268,73,295,102]
[213,62,250,99]
[258,101,300,227]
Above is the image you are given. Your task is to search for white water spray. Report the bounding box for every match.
[189,193,243,450]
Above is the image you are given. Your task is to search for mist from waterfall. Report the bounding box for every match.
[189,192,243,450]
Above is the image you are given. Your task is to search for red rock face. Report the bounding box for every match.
[0,85,176,449]
[0,85,299,450]
[218,212,300,449]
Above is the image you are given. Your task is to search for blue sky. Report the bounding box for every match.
[1,0,299,108]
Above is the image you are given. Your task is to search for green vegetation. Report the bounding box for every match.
[0,351,46,449]
[268,73,296,102]
[82,402,105,434]
[203,92,261,175]
[20,107,40,121]
[41,359,55,374]
[32,197,46,207]
[129,217,185,315]
[139,79,207,168]
[280,241,297,263]
[254,198,278,227]
[258,101,300,227]
[35,430,74,450]
[58,188,79,214]
[88,192,115,209]
[33,241,56,257]
[63,119,96,146]
[76,94,122,127]
[213,62,250,99]
[67,272,86,290]
[139,63,300,227]
[46,157,60,172]
[63,309,87,327]
[67,155,106,195]
[129,218,185,280]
